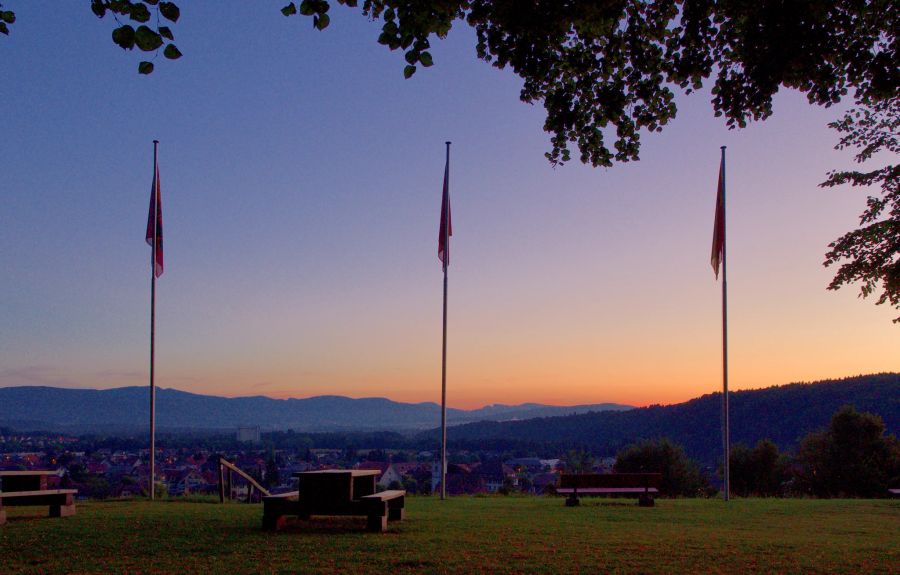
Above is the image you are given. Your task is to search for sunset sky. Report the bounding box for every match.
[2,4,897,409]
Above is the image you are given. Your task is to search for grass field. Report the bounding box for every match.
[1,496,897,574]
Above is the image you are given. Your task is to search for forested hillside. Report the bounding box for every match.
[429,374,900,464]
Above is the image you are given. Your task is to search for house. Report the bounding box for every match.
[474,461,518,493]
[355,461,404,488]
[504,457,544,473]
[168,469,210,496]
[432,463,486,495]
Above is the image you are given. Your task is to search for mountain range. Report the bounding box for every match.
[0,385,631,433]
[1,374,896,467]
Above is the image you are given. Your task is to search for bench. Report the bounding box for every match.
[0,489,78,525]
[360,490,405,532]
[262,491,301,530]
[558,473,662,507]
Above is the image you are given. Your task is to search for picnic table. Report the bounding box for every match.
[0,470,77,525]
[262,469,405,532]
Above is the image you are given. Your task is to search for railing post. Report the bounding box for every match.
[218,459,225,503]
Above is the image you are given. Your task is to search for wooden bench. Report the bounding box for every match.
[558,473,662,507]
[262,491,300,531]
[262,470,406,532]
[360,490,405,532]
[0,489,78,525]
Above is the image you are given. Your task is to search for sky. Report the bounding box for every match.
[1,3,897,409]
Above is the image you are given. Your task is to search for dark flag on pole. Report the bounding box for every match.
[711,146,730,502]
[438,151,452,270]
[711,152,725,279]
[438,141,451,500]
[146,141,162,500]
[146,160,163,277]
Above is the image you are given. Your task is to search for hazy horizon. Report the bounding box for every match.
[2,373,895,411]
[2,5,897,410]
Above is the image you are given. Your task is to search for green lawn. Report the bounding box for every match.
[1,496,897,574]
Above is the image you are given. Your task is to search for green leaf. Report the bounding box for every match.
[299,0,315,16]
[158,26,174,41]
[419,52,433,67]
[0,10,16,24]
[138,61,155,74]
[159,2,180,23]
[281,3,297,16]
[135,25,163,51]
[314,13,330,30]
[129,3,151,23]
[145,0,159,5]
[112,25,136,50]
[0,22,7,35]
[163,43,182,60]
[404,51,418,65]
[403,65,416,79]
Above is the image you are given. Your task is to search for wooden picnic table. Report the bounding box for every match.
[262,469,405,532]
[0,470,77,525]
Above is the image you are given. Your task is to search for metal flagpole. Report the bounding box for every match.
[440,141,451,501]
[720,145,730,502]
[149,139,159,501]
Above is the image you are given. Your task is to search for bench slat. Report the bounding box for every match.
[360,490,405,501]
[262,491,298,501]
[557,487,659,494]
[0,489,77,498]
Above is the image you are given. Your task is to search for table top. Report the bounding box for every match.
[292,469,379,478]
[0,470,59,477]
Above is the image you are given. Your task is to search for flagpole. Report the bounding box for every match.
[720,145,730,502]
[149,139,159,501]
[440,141,450,501]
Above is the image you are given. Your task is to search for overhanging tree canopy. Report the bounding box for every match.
[1,1,895,166]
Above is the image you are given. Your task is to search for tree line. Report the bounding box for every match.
[598,405,900,498]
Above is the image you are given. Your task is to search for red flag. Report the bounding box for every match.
[711,151,725,279]
[438,150,452,270]
[145,159,164,277]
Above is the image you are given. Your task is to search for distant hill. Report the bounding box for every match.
[419,373,900,465]
[0,386,631,433]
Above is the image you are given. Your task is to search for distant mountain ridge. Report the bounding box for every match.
[420,373,900,464]
[0,386,631,433]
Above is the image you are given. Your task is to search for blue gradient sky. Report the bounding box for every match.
[2,3,897,408]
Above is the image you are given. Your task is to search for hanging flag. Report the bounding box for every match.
[710,152,725,278]
[438,150,452,270]
[145,160,164,277]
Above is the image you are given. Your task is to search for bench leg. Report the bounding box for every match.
[565,494,580,507]
[387,496,405,521]
[638,494,655,507]
[50,504,76,518]
[366,500,388,532]
[367,513,388,532]
[0,508,6,526]
[262,511,287,531]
